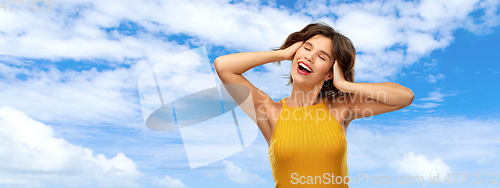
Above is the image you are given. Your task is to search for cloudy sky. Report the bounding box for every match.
[1,0,499,187]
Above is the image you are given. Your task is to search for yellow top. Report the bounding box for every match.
[268,97,349,187]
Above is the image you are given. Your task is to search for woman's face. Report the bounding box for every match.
[291,34,334,87]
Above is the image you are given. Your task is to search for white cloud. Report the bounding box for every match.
[347,115,500,177]
[468,0,500,34]
[409,89,457,110]
[0,1,499,186]
[1,0,499,126]
[419,89,456,102]
[393,151,452,178]
[406,32,444,56]
[0,0,498,83]
[424,60,438,66]
[0,106,141,187]
[0,0,308,127]
[222,160,267,184]
[335,10,401,52]
[296,0,331,18]
[426,73,445,83]
[0,57,164,127]
[410,102,441,109]
[153,175,187,188]
[296,0,500,81]
[0,0,191,64]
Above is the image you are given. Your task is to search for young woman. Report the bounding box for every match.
[214,21,414,187]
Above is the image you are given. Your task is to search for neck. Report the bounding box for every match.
[287,82,324,107]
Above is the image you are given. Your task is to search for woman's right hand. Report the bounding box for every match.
[281,41,304,61]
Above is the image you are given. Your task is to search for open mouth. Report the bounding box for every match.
[297,62,312,75]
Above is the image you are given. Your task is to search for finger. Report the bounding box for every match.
[293,42,303,50]
[293,41,302,49]
[295,41,304,47]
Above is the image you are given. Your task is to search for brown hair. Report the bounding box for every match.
[272,21,356,101]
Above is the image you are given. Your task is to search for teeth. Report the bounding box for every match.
[299,62,312,73]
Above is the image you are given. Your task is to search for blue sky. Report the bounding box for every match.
[1,0,499,187]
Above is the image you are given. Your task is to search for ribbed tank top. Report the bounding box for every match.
[268,97,349,187]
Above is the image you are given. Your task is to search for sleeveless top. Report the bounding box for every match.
[268,97,349,187]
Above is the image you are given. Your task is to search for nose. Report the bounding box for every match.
[304,54,312,63]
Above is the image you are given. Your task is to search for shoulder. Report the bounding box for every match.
[277,98,283,106]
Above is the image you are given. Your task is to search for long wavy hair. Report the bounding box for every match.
[272,21,356,102]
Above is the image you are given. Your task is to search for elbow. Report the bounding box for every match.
[213,57,221,71]
[213,57,225,74]
[405,88,414,107]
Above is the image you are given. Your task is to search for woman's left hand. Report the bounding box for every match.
[332,60,348,91]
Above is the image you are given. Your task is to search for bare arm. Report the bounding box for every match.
[339,82,414,106]
[214,41,303,75]
[338,81,414,120]
[331,60,414,120]
[213,42,303,145]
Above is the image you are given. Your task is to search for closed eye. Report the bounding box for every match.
[304,47,310,51]
[319,56,325,60]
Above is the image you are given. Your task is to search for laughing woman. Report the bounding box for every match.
[213,21,414,187]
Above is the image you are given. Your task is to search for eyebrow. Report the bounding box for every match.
[305,41,332,60]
